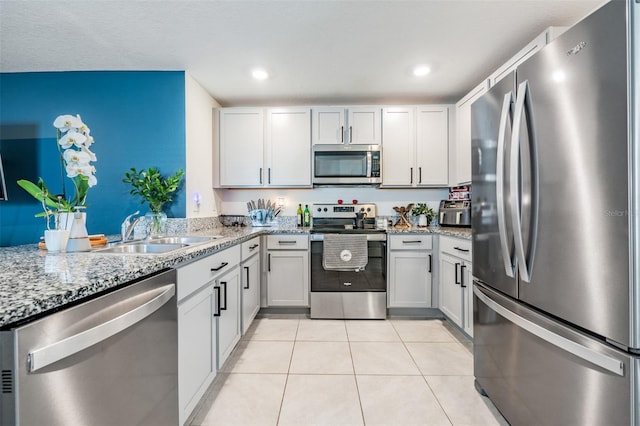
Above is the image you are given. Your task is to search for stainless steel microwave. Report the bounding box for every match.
[312,145,381,185]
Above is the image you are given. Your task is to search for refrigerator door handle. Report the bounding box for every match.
[496,91,516,278]
[510,80,539,283]
[27,283,176,373]
[474,285,625,376]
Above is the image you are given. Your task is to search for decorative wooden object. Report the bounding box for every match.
[393,204,414,229]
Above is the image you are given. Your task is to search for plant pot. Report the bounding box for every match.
[418,214,428,227]
[59,210,91,252]
[44,229,70,253]
[145,210,167,237]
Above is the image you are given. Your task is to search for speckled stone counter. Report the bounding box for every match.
[386,226,472,240]
[0,225,308,329]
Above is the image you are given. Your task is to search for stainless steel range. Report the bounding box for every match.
[309,203,387,319]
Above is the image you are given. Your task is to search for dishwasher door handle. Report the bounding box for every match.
[27,283,176,373]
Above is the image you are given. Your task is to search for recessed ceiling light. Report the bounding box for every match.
[412,65,431,77]
[252,68,269,80]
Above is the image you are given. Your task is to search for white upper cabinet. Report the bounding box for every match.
[219,108,264,186]
[381,107,415,186]
[312,107,381,145]
[265,108,311,186]
[382,105,450,187]
[453,82,488,186]
[219,107,312,187]
[416,106,449,185]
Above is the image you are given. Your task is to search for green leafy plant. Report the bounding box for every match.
[123,167,185,213]
[410,203,436,220]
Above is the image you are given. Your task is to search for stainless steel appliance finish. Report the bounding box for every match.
[471,1,640,424]
[312,145,381,185]
[310,203,387,319]
[0,270,178,426]
[438,200,471,227]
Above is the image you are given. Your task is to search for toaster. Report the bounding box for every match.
[438,200,471,227]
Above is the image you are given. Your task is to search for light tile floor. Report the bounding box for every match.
[188,318,508,426]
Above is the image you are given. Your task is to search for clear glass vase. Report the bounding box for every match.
[58,207,91,252]
[145,210,167,237]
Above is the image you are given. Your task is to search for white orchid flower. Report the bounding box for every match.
[63,148,91,166]
[81,146,97,162]
[53,114,82,131]
[84,135,94,148]
[59,131,87,149]
[87,174,97,187]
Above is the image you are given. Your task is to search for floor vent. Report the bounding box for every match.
[1,370,13,393]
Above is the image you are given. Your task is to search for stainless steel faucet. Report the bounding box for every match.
[121,211,141,241]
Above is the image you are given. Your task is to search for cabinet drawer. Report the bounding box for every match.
[267,234,308,250]
[389,234,433,250]
[241,237,261,261]
[177,245,241,301]
[439,236,472,261]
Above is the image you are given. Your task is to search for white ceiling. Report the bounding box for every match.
[0,0,604,106]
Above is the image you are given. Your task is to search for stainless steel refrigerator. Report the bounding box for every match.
[471,1,640,424]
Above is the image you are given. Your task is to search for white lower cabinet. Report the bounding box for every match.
[241,237,261,334]
[266,235,309,306]
[176,244,241,425]
[216,266,241,369]
[177,284,216,426]
[438,236,473,336]
[388,235,434,308]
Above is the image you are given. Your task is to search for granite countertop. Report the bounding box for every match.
[0,225,307,329]
[386,226,472,239]
[0,224,470,329]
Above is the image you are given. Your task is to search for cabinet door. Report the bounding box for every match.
[241,254,260,335]
[217,267,241,369]
[381,107,415,186]
[219,108,264,186]
[388,251,433,308]
[267,250,309,306]
[416,106,449,185]
[462,261,473,337]
[178,284,216,425]
[439,253,463,327]
[312,107,345,145]
[348,107,381,145]
[266,108,311,186]
[454,82,487,185]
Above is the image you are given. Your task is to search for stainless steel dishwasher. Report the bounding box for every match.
[0,269,178,426]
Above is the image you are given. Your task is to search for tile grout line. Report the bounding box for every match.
[346,321,367,426]
[275,318,300,426]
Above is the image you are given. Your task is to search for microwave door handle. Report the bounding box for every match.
[497,91,516,278]
[367,151,372,178]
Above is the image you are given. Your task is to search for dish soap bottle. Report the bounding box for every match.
[303,204,311,227]
[297,204,303,227]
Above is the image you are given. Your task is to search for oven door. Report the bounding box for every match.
[310,239,386,292]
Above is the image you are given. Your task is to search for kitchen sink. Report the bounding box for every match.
[95,243,189,254]
[147,236,220,245]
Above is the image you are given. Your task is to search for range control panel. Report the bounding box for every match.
[312,203,377,219]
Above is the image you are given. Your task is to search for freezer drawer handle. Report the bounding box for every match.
[27,283,175,373]
[473,286,625,376]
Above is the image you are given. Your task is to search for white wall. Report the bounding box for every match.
[185,73,221,218]
[219,187,448,217]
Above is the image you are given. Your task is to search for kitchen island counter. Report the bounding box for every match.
[0,225,307,329]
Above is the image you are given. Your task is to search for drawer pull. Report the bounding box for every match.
[402,240,422,244]
[249,244,259,250]
[454,246,470,253]
[211,262,229,272]
[278,240,297,245]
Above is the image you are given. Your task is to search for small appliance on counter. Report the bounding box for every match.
[438,200,471,227]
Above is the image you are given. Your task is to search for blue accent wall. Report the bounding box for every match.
[0,71,186,246]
